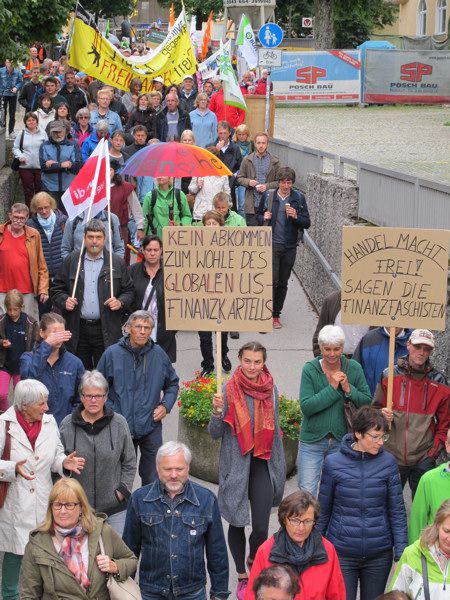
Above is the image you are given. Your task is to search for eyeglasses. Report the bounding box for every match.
[11,216,27,222]
[365,432,389,443]
[81,393,106,400]
[78,115,89,119]
[52,502,80,511]
[287,517,315,528]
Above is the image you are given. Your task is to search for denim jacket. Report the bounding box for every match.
[123,479,229,599]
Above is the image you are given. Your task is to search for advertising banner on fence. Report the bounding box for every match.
[364,49,450,104]
[163,227,273,332]
[270,50,361,103]
[341,226,450,330]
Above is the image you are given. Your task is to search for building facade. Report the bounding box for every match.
[381,0,448,37]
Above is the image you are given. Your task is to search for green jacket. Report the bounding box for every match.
[224,210,246,227]
[408,463,450,543]
[299,356,371,443]
[20,515,138,600]
[142,185,192,238]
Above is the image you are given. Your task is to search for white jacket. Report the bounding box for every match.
[36,108,55,131]
[0,406,65,555]
[189,175,231,221]
[12,126,48,170]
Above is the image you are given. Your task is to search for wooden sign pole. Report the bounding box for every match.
[386,326,396,412]
[216,330,222,394]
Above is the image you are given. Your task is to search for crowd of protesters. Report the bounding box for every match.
[0,44,449,600]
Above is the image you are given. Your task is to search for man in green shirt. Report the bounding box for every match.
[142,176,192,238]
[408,427,450,543]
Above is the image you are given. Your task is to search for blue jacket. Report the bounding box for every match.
[39,139,82,192]
[189,108,218,148]
[353,327,411,395]
[123,479,229,598]
[20,342,85,425]
[27,211,67,277]
[97,336,179,438]
[257,188,311,248]
[81,131,110,163]
[0,67,23,96]
[318,433,408,561]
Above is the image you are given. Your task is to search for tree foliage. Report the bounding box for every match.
[82,0,135,19]
[158,0,224,23]
[275,0,398,48]
[0,0,72,62]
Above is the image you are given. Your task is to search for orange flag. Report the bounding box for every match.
[200,11,213,61]
[169,2,175,28]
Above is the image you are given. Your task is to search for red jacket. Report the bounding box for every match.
[209,89,245,128]
[245,535,346,600]
[373,357,449,466]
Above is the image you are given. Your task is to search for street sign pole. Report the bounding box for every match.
[264,70,271,132]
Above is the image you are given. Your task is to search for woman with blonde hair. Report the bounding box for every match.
[20,478,138,600]
[389,499,450,599]
[189,92,217,148]
[27,191,67,315]
[0,380,85,600]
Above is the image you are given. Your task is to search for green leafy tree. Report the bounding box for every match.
[158,0,223,24]
[0,0,71,62]
[82,0,135,19]
[276,0,398,48]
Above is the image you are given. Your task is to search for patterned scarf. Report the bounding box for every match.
[37,210,56,241]
[224,365,275,459]
[53,524,90,589]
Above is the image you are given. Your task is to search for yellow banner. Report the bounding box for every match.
[67,10,197,92]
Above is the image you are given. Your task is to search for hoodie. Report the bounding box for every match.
[59,405,136,515]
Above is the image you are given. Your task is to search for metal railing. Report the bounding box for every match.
[269,138,450,231]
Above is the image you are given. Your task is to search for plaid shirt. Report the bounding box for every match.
[253,152,271,208]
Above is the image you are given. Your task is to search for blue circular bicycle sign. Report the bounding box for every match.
[258,23,284,48]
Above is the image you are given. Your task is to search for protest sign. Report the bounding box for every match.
[67,6,196,90]
[341,226,449,411]
[163,227,273,332]
[341,226,449,331]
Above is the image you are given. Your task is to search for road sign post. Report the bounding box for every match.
[258,24,284,133]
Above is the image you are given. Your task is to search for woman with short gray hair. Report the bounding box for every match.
[297,324,371,496]
[74,106,93,147]
[0,379,85,600]
[60,369,136,536]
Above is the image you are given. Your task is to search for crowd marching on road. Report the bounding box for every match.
[0,37,449,600]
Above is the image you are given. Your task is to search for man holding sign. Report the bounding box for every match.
[372,329,450,497]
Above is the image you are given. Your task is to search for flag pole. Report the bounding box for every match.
[105,148,113,298]
[71,138,106,298]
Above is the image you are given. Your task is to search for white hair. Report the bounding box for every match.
[14,380,49,410]
[125,310,154,329]
[79,370,109,394]
[156,441,192,465]
[318,325,345,348]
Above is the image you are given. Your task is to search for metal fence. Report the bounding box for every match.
[269,138,450,231]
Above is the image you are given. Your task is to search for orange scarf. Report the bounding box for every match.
[224,365,275,460]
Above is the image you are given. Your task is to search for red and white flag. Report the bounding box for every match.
[62,138,110,222]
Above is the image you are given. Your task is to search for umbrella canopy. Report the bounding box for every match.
[120,142,233,178]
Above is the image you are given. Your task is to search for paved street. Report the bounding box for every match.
[275,104,450,184]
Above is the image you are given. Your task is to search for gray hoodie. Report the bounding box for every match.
[60,405,136,515]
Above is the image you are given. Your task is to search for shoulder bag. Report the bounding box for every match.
[0,421,11,507]
[98,534,142,600]
[421,551,431,600]
[11,131,25,171]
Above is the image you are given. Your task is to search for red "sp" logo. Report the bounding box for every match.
[296,66,326,84]
[400,62,433,82]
